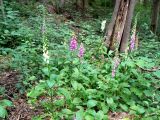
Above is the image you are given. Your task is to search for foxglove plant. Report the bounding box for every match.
[70,36,78,51]
[101,20,106,32]
[78,43,85,58]
[130,13,138,51]
[130,32,136,51]
[112,57,120,78]
[41,6,50,64]
[43,44,50,64]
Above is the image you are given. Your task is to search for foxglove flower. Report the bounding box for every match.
[70,36,78,51]
[43,50,49,64]
[101,20,106,32]
[130,33,136,51]
[112,57,120,78]
[43,43,50,64]
[78,43,85,58]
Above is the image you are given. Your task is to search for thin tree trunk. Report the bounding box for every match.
[151,0,160,34]
[120,0,136,52]
[105,0,136,53]
[109,0,129,50]
[0,0,5,20]
[105,0,121,47]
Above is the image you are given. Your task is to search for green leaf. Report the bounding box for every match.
[130,105,145,114]
[42,67,50,76]
[71,81,84,90]
[85,115,94,120]
[0,100,12,107]
[46,79,55,88]
[95,111,104,120]
[73,98,82,105]
[76,109,84,120]
[153,70,160,78]
[54,99,65,107]
[28,76,36,81]
[87,100,97,108]
[0,106,7,118]
[100,102,109,113]
[62,109,73,115]
[71,81,78,90]
[131,87,143,97]
[27,82,45,98]
[120,104,128,111]
[72,67,79,78]
[106,98,114,105]
[137,106,145,114]
[58,88,71,100]
[144,90,153,97]
[50,74,58,80]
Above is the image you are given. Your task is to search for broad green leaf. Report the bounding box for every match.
[95,111,104,120]
[0,106,7,118]
[137,106,145,114]
[73,98,82,105]
[87,100,97,108]
[72,67,79,78]
[27,82,45,98]
[28,76,36,81]
[0,100,12,107]
[153,70,160,78]
[71,81,78,90]
[101,102,109,113]
[86,109,96,116]
[144,90,153,97]
[71,81,84,90]
[131,87,143,97]
[130,105,145,114]
[76,109,84,120]
[54,99,65,107]
[58,88,71,100]
[46,79,55,88]
[106,98,114,105]
[85,115,94,120]
[120,104,128,111]
[50,74,58,80]
[42,67,50,76]
[62,109,73,115]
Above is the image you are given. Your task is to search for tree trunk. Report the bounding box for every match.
[0,0,5,20]
[120,0,136,52]
[76,0,87,13]
[151,0,160,34]
[105,0,136,53]
[143,0,147,7]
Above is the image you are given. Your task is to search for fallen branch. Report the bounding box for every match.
[136,65,160,72]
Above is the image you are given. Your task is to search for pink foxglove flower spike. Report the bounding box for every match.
[78,43,85,58]
[130,32,136,51]
[70,36,78,51]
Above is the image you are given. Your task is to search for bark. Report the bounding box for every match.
[143,0,147,6]
[120,0,136,52]
[0,0,5,20]
[76,0,86,12]
[105,0,136,53]
[109,0,129,50]
[151,0,160,34]
[105,0,121,47]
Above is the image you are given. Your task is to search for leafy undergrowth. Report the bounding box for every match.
[26,14,159,120]
[0,3,160,120]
